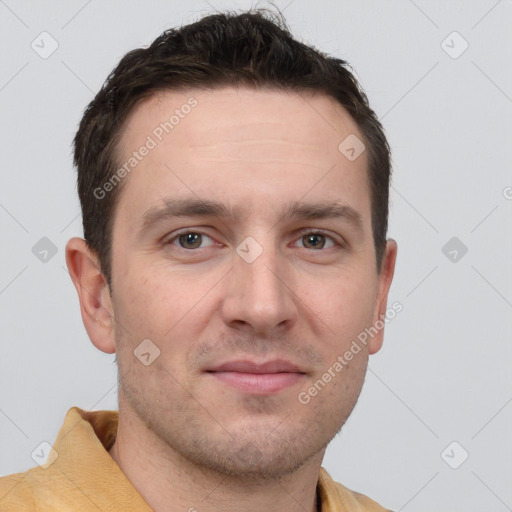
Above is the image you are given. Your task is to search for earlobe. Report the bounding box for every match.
[368,239,398,355]
[65,237,117,354]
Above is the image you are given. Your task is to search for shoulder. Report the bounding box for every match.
[0,464,93,511]
[0,470,37,510]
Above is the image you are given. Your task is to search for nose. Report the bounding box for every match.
[220,240,298,336]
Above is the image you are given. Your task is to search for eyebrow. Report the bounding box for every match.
[281,201,363,230]
[139,197,363,234]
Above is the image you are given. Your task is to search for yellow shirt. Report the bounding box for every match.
[0,407,391,511]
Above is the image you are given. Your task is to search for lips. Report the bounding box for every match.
[206,359,305,374]
[205,359,306,394]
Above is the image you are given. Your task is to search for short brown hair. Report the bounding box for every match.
[74,9,391,288]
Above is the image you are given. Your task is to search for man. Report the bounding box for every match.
[0,10,397,511]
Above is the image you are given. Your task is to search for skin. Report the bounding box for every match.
[66,87,397,512]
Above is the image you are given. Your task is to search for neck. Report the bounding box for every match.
[108,398,324,512]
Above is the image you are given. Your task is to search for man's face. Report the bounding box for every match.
[107,87,394,478]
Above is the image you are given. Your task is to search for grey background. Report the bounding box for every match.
[1,0,511,510]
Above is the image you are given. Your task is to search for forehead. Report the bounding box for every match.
[119,86,362,154]
[113,86,371,229]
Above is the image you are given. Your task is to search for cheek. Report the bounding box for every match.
[116,277,172,337]
[118,263,170,319]
[113,265,216,355]
[301,269,376,341]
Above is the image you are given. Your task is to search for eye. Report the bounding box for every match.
[168,231,216,250]
[294,232,336,250]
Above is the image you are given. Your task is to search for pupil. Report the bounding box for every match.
[180,233,201,248]
[305,234,324,248]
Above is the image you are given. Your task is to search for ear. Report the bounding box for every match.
[368,239,398,355]
[65,237,116,354]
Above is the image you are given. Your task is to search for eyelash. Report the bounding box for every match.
[165,229,342,251]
